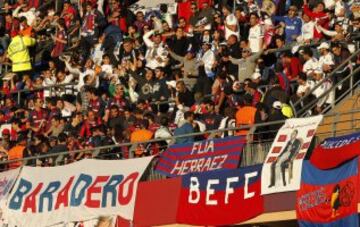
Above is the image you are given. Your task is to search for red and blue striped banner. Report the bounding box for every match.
[156,136,246,177]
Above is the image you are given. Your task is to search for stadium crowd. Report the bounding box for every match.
[0,0,359,168]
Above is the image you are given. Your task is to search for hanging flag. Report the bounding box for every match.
[3,157,153,227]
[176,165,263,225]
[0,168,21,225]
[156,136,246,177]
[296,158,359,226]
[310,131,360,169]
[261,115,323,195]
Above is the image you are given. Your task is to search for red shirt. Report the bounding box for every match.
[52,30,67,58]
[108,97,129,111]
[252,91,262,107]
[27,0,41,9]
[178,1,192,22]
[62,6,77,28]
[89,98,101,114]
[197,0,213,9]
[284,57,302,80]
[10,128,19,142]
[5,19,20,37]
[303,4,329,39]
[119,17,128,33]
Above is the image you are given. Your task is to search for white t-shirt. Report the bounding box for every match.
[324,0,335,9]
[301,21,315,41]
[248,24,264,53]
[225,14,239,40]
[303,58,319,75]
[297,80,315,94]
[318,52,335,69]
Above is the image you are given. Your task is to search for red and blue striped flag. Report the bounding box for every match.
[156,136,246,177]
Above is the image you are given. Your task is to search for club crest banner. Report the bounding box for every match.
[3,157,153,227]
[156,136,246,177]
[176,165,263,225]
[261,115,323,195]
[296,158,359,226]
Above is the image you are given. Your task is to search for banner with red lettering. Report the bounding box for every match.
[3,157,153,227]
[156,136,246,177]
[296,158,359,226]
[261,115,323,195]
[176,165,263,225]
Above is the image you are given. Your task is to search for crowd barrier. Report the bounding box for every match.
[293,48,360,117]
[0,108,359,181]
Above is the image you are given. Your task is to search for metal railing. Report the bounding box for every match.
[293,49,360,117]
[0,82,77,104]
[0,108,359,181]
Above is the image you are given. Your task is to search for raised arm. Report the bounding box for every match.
[143,30,155,48]
[249,49,264,62]
[168,50,184,63]
[316,24,337,37]
[229,56,243,65]
[64,60,81,76]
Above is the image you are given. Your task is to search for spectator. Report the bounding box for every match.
[7,32,35,73]
[130,120,153,157]
[235,96,257,136]
[0,0,356,169]
[229,47,263,81]
[7,133,27,169]
[248,13,264,53]
[174,111,194,144]
[317,42,335,74]
[273,6,302,43]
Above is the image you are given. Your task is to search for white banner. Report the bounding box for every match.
[0,168,20,205]
[261,115,323,195]
[0,168,21,226]
[4,157,153,227]
[134,0,175,8]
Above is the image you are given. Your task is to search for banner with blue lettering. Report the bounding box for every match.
[310,131,360,169]
[156,136,246,177]
[3,157,153,227]
[296,158,359,226]
[176,165,263,225]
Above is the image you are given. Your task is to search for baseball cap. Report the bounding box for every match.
[273,101,282,109]
[317,42,330,50]
[251,72,261,80]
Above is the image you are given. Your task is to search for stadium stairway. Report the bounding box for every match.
[317,88,360,141]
